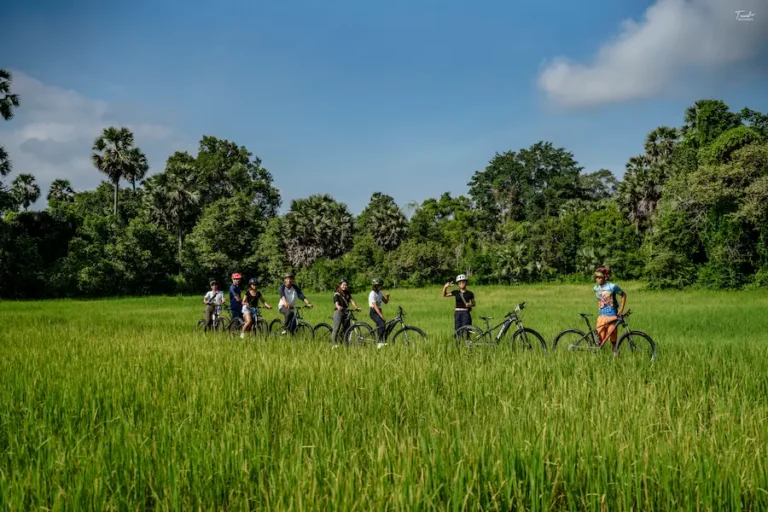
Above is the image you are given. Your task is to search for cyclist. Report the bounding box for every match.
[203,279,225,329]
[278,272,313,333]
[229,272,244,323]
[332,278,361,343]
[593,266,627,349]
[442,274,475,333]
[368,278,390,341]
[241,278,272,338]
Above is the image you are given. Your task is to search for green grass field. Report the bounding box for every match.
[2,283,768,510]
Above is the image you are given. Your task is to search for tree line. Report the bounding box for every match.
[1,69,768,298]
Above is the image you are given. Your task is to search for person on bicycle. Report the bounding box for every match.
[229,272,244,323]
[368,279,390,341]
[203,279,225,329]
[332,278,361,343]
[278,272,313,333]
[241,277,272,338]
[593,266,626,349]
[443,274,475,333]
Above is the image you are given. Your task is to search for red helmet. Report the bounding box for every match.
[595,266,610,279]
[231,272,242,280]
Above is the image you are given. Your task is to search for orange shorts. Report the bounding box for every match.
[596,316,619,345]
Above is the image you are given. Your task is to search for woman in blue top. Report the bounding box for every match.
[593,266,627,349]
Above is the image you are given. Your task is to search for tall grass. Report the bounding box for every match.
[1,283,768,510]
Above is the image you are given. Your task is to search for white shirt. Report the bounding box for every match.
[368,290,383,308]
[204,290,224,305]
[282,286,298,307]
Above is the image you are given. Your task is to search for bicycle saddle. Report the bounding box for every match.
[480,316,493,321]
[579,313,593,318]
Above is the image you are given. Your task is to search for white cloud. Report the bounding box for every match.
[0,70,189,207]
[538,0,768,108]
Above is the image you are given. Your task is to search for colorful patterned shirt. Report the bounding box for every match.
[594,282,624,317]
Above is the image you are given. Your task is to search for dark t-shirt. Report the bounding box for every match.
[229,284,241,311]
[242,290,263,308]
[451,289,475,309]
[333,290,353,310]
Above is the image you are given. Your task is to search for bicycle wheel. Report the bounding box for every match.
[195,319,207,334]
[292,322,314,339]
[246,318,269,341]
[229,317,245,338]
[391,326,427,346]
[269,319,285,337]
[454,325,487,350]
[552,329,595,354]
[510,328,547,353]
[616,330,657,362]
[313,323,333,342]
[345,322,375,346]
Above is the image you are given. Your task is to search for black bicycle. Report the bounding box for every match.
[552,309,656,361]
[269,306,314,339]
[345,306,427,346]
[229,306,270,340]
[453,302,547,352]
[195,304,228,334]
[314,308,362,343]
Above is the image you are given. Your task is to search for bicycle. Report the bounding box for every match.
[453,302,547,352]
[551,309,656,361]
[345,306,427,346]
[314,308,362,343]
[195,303,228,334]
[229,306,270,340]
[269,306,314,339]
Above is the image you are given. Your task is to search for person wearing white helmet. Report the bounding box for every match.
[443,273,475,332]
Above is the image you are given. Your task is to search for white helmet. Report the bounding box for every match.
[456,274,468,282]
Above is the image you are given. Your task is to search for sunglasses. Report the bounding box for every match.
[594,275,605,279]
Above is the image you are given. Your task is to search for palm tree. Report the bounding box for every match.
[644,126,679,164]
[285,194,354,267]
[618,155,667,232]
[368,201,408,251]
[1,69,21,177]
[145,161,201,267]
[11,174,40,211]
[123,149,149,191]
[47,179,75,203]
[92,127,145,214]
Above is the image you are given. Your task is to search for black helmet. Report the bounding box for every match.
[372,278,383,288]
[339,277,349,285]
[248,277,259,286]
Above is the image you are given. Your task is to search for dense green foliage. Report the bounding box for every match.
[1,77,767,297]
[2,286,768,509]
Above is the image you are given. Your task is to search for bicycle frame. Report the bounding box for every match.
[474,303,526,342]
[382,306,408,340]
[580,312,629,348]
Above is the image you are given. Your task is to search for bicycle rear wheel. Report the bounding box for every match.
[510,328,547,353]
[454,325,487,350]
[345,322,375,346]
[313,323,332,342]
[552,329,595,354]
[391,326,427,346]
[616,330,656,362]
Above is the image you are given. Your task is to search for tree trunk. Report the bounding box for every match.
[178,224,183,271]
[132,180,136,192]
[113,180,119,215]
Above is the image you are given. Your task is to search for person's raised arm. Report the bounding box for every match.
[382,292,390,304]
[442,281,453,298]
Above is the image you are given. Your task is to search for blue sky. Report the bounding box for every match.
[2,0,767,213]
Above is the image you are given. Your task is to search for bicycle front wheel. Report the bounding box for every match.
[391,326,427,346]
[510,328,547,353]
[292,322,314,340]
[616,330,657,362]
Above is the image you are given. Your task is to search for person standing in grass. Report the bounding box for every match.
[331,278,361,343]
[368,279,389,342]
[203,279,225,329]
[241,278,272,338]
[229,272,244,323]
[278,272,313,332]
[593,266,626,349]
[442,274,475,333]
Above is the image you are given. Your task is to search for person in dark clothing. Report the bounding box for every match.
[229,272,243,321]
[277,272,313,332]
[442,274,475,333]
[331,278,361,343]
[241,277,272,338]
